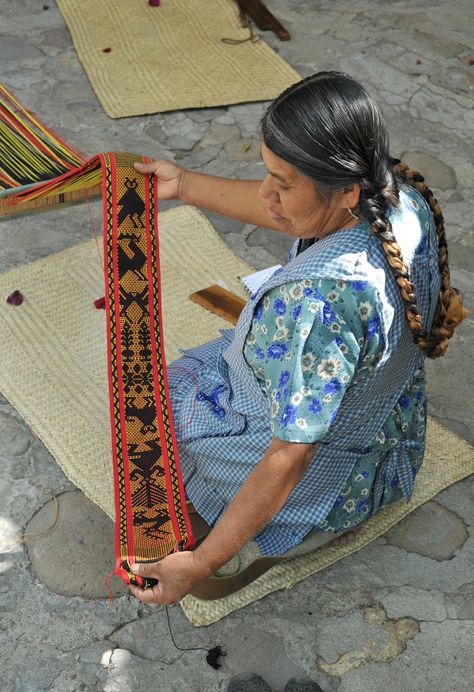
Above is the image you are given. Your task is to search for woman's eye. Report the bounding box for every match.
[279,185,289,191]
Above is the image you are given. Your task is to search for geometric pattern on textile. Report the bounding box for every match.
[1,145,195,583]
[100,152,194,577]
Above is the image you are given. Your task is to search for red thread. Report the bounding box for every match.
[102,48,112,54]
[104,569,115,603]
[84,189,104,272]
[149,0,161,6]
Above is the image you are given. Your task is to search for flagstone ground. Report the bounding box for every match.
[0,1,473,690]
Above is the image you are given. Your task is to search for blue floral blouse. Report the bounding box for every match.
[243,277,427,532]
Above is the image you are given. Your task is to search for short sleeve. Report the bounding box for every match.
[243,278,384,443]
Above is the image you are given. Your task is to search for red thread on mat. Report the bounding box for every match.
[85,190,105,274]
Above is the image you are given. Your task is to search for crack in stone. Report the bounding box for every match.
[318,603,419,677]
[48,671,63,689]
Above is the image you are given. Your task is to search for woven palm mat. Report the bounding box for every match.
[56,0,301,118]
[0,204,473,625]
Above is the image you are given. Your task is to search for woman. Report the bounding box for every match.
[129,72,468,606]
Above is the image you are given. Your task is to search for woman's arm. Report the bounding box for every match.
[194,437,317,574]
[134,159,284,230]
[129,437,318,604]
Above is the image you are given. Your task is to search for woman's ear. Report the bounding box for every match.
[342,183,361,210]
[328,184,361,210]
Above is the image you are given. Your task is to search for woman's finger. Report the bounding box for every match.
[129,583,161,604]
[129,582,176,606]
[130,560,161,578]
[133,161,159,174]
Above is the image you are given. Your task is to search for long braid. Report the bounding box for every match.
[358,160,427,343]
[392,159,469,358]
[360,159,469,359]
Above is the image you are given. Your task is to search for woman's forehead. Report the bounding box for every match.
[260,143,299,182]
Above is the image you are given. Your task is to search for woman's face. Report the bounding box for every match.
[259,142,358,239]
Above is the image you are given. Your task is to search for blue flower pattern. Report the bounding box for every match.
[244,277,427,532]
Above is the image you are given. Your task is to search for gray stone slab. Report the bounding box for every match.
[246,227,293,265]
[25,491,127,598]
[339,620,474,692]
[374,585,447,622]
[384,501,468,560]
[435,475,474,525]
[0,34,43,61]
[223,624,308,692]
[400,150,457,190]
[225,139,261,162]
[445,581,474,620]
[315,609,391,665]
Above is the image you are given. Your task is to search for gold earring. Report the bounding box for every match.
[347,207,359,220]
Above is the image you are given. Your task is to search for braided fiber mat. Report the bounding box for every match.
[56,0,301,118]
[0,204,473,625]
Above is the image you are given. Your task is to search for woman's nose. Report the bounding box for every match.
[259,176,279,202]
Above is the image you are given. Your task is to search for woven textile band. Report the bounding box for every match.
[2,146,196,584]
[100,152,195,584]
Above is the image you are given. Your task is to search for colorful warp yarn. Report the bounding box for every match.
[3,145,195,586]
[0,84,99,218]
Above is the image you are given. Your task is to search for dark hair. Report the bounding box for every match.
[261,71,468,358]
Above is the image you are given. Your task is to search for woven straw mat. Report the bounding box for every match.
[56,0,301,118]
[0,204,472,626]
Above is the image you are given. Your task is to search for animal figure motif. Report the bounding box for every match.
[126,397,158,435]
[117,178,145,228]
[118,232,148,284]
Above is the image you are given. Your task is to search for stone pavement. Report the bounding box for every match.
[0,1,473,690]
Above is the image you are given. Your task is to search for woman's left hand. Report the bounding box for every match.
[128,550,211,605]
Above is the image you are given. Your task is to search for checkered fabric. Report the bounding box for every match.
[168,186,441,555]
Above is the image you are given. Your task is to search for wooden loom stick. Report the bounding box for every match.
[237,0,291,41]
[189,285,247,325]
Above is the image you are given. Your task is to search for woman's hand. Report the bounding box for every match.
[128,549,212,605]
[133,159,187,200]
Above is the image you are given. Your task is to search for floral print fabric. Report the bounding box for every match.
[243,277,427,532]
[244,277,384,442]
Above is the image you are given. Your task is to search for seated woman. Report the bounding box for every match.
[129,71,468,606]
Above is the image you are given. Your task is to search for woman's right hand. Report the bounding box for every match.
[133,159,187,200]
